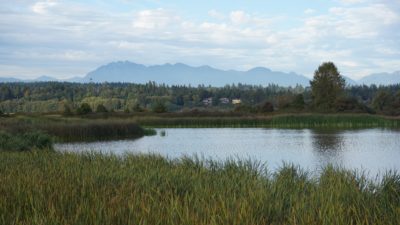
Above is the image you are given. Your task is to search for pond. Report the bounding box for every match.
[55,128,400,175]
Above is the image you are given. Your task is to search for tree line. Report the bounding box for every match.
[0,62,399,115]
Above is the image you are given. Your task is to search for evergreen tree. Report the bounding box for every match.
[310,62,345,111]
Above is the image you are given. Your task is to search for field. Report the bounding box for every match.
[0,151,399,225]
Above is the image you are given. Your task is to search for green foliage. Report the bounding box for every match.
[62,104,73,116]
[0,82,304,113]
[0,131,52,151]
[76,103,92,115]
[335,96,372,113]
[152,101,167,113]
[259,101,274,113]
[132,103,144,112]
[291,94,305,110]
[96,104,108,113]
[372,90,400,115]
[234,104,258,113]
[310,62,346,111]
[0,152,399,224]
[0,117,154,142]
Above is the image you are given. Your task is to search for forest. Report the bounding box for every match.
[0,81,399,116]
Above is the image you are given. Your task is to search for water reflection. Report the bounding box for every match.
[311,129,345,168]
[55,128,400,176]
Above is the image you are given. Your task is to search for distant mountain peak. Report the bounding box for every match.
[358,71,400,85]
[1,61,398,86]
[247,67,272,73]
[81,61,310,86]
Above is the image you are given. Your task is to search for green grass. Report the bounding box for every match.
[0,151,399,225]
[0,131,53,151]
[0,116,155,142]
[135,114,400,128]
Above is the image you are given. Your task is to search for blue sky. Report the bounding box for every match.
[0,0,399,79]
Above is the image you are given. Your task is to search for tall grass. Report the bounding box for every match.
[0,151,398,224]
[0,117,155,142]
[135,114,400,128]
[0,131,52,151]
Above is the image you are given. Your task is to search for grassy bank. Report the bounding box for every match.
[0,116,155,142]
[0,152,398,225]
[135,114,400,128]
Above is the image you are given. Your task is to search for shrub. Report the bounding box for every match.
[96,104,108,113]
[234,104,257,113]
[259,101,274,113]
[291,94,305,110]
[76,103,92,115]
[62,104,73,116]
[152,102,167,113]
[132,103,144,112]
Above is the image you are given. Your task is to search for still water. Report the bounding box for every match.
[55,128,400,175]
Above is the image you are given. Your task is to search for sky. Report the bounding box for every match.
[0,0,399,80]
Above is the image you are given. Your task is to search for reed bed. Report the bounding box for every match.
[135,114,400,128]
[0,151,399,225]
[0,117,155,142]
[0,131,52,151]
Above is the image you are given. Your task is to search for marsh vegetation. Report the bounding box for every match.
[0,151,399,225]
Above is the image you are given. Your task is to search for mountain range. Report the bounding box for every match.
[0,61,399,87]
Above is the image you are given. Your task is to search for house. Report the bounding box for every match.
[219,98,230,104]
[232,99,241,105]
[202,97,213,106]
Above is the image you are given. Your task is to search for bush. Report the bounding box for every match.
[234,104,257,113]
[259,101,274,113]
[62,104,73,116]
[76,103,92,115]
[132,103,144,112]
[0,131,53,151]
[96,104,108,113]
[152,102,167,113]
[291,94,305,110]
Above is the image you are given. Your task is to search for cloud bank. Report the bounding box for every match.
[0,0,399,79]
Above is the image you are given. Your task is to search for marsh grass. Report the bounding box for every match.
[0,151,399,225]
[0,116,155,142]
[136,114,400,128]
[0,131,52,151]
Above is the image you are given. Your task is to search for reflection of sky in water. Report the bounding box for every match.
[55,128,400,176]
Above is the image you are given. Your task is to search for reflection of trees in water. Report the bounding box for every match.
[311,129,345,168]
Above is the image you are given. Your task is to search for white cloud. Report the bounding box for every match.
[1,1,399,79]
[230,11,249,24]
[32,0,57,14]
[133,8,179,29]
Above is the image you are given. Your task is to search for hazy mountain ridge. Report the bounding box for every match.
[81,61,310,86]
[358,71,400,85]
[0,61,399,86]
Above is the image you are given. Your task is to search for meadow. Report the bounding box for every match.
[0,151,399,225]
